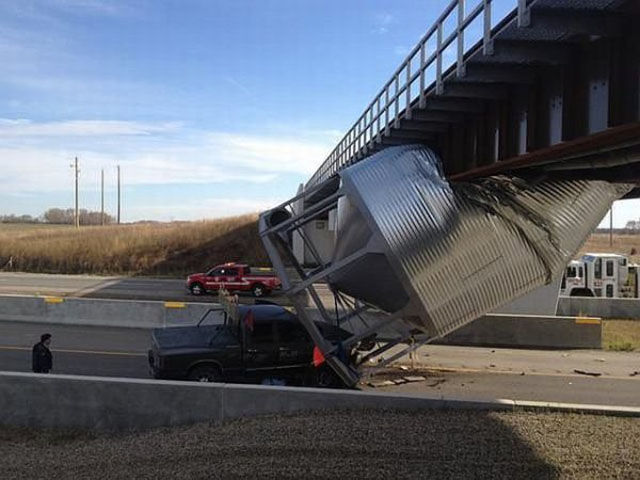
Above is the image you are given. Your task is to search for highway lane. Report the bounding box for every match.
[368,370,640,407]
[0,320,150,378]
[0,348,148,379]
[1,320,638,406]
[0,272,288,304]
[0,272,187,299]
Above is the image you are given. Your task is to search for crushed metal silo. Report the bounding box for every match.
[330,145,631,338]
[259,144,632,386]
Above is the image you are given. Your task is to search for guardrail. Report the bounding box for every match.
[307,0,533,187]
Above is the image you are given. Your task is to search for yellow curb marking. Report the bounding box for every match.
[164,301,186,309]
[43,296,64,304]
[575,317,601,325]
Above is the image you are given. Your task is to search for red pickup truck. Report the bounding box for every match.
[186,263,282,297]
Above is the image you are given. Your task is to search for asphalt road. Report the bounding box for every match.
[0,321,149,378]
[0,271,287,304]
[2,320,638,407]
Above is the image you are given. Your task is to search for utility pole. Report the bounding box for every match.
[70,157,79,229]
[101,169,105,226]
[609,204,614,247]
[117,165,121,224]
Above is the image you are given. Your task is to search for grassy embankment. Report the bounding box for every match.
[0,214,269,277]
[603,320,640,351]
[1,218,637,276]
[1,218,639,348]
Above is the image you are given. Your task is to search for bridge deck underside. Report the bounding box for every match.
[310,0,640,189]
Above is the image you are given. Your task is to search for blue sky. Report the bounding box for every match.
[0,0,637,225]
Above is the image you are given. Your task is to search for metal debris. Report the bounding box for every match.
[403,376,427,383]
[368,380,396,388]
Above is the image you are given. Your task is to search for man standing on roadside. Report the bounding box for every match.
[32,333,53,373]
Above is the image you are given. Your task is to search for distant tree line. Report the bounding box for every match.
[0,214,40,224]
[0,208,115,226]
[625,220,640,231]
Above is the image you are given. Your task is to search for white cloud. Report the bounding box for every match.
[127,197,285,222]
[0,118,338,194]
[205,133,334,176]
[47,0,132,15]
[373,12,394,34]
[394,45,410,57]
[0,119,182,137]
[1,0,136,18]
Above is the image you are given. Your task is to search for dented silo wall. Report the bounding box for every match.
[332,145,632,339]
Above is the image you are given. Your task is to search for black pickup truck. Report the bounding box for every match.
[148,304,353,387]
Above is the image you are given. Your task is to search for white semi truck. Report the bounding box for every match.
[561,253,639,298]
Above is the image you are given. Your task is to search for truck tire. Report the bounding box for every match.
[190,282,205,296]
[313,367,343,389]
[252,283,269,297]
[188,365,221,383]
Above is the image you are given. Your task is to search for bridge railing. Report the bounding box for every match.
[307,0,531,187]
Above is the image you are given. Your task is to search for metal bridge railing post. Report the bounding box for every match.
[419,42,426,108]
[457,0,466,78]
[436,21,443,94]
[376,96,382,142]
[405,61,412,119]
[369,107,374,144]
[385,86,390,134]
[394,74,400,127]
[518,0,531,27]
[483,0,494,55]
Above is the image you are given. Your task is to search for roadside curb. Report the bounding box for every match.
[506,399,640,417]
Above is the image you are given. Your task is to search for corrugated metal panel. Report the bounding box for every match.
[338,145,631,338]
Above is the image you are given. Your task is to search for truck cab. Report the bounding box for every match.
[561,253,637,298]
[148,304,352,387]
[187,263,281,297]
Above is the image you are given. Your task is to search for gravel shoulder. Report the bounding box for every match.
[3,409,639,479]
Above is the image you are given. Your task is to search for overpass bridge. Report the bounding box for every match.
[260,0,640,386]
[309,0,640,194]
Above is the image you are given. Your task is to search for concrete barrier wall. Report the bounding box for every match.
[0,372,504,431]
[0,295,602,349]
[557,296,640,320]
[0,295,217,329]
[437,314,602,349]
[2,372,637,432]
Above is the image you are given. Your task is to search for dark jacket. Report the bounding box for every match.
[32,342,52,373]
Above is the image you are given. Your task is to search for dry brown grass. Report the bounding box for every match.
[0,214,269,276]
[580,233,640,264]
[2,222,637,278]
[603,320,640,351]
